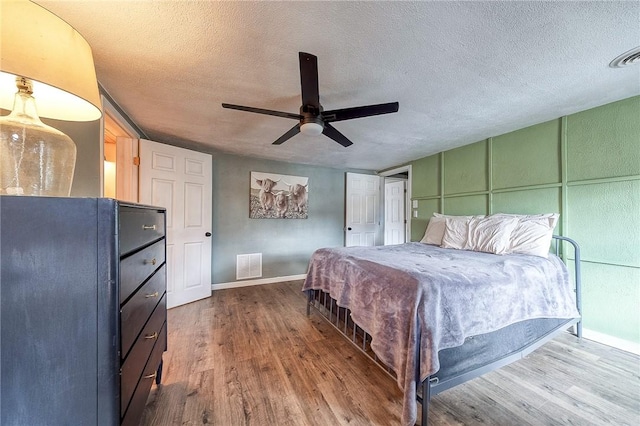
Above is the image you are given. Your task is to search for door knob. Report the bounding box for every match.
[205,232,212,237]
[347,227,352,231]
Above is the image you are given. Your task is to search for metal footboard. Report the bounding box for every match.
[552,235,583,338]
[305,235,583,426]
[306,289,397,378]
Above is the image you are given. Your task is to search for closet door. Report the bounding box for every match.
[384,179,406,245]
[139,139,212,308]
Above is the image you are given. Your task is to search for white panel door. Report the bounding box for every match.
[345,172,381,247]
[139,139,212,308]
[384,180,406,245]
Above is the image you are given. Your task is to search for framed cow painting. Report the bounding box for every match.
[250,171,308,219]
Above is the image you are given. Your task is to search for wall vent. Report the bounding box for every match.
[609,46,640,68]
[236,253,262,280]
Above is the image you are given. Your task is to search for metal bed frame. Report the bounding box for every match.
[305,235,582,425]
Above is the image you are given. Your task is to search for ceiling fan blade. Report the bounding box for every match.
[323,102,399,122]
[273,124,301,145]
[222,103,302,120]
[299,52,320,110]
[322,123,353,147]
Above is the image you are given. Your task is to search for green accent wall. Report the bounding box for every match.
[409,95,640,347]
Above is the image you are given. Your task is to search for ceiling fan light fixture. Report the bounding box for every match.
[300,121,324,136]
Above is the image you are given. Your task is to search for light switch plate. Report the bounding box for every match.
[412,200,418,208]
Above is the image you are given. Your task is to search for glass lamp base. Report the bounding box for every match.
[0,114,76,197]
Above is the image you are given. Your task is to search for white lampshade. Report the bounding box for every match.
[0,0,102,121]
[0,0,102,197]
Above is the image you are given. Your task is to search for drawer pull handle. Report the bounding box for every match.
[143,372,157,380]
[145,332,159,340]
[145,291,159,298]
[142,224,157,230]
[144,258,157,266]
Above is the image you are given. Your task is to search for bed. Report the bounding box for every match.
[302,215,582,426]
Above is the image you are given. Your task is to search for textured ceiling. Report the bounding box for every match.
[35,1,640,171]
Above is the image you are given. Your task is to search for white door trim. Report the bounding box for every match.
[100,94,140,197]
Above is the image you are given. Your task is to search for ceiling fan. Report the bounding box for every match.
[222,52,399,147]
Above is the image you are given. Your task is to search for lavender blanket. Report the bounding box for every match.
[302,242,580,426]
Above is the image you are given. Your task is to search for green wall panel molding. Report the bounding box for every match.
[492,186,561,223]
[567,180,640,268]
[443,140,488,194]
[492,119,562,190]
[411,218,429,242]
[443,194,488,216]
[412,195,442,201]
[411,154,440,198]
[418,198,440,217]
[492,183,562,193]
[408,95,640,347]
[411,199,440,241]
[567,96,640,182]
[580,262,640,344]
[568,175,640,186]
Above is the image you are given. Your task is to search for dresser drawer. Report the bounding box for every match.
[121,321,167,426]
[120,239,165,304]
[120,294,166,417]
[120,265,166,359]
[119,207,165,256]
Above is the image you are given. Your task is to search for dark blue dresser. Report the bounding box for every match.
[0,196,167,425]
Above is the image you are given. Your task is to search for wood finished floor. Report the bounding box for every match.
[140,280,640,426]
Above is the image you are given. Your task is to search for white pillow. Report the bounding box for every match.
[440,216,473,250]
[422,213,481,245]
[493,213,559,228]
[466,215,519,255]
[420,215,446,245]
[509,214,559,257]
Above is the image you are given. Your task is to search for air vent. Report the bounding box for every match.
[236,253,262,280]
[609,46,640,68]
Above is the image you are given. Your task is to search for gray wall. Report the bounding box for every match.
[211,153,350,284]
[44,117,102,197]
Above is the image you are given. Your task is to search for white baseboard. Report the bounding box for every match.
[212,274,307,291]
[582,328,640,355]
